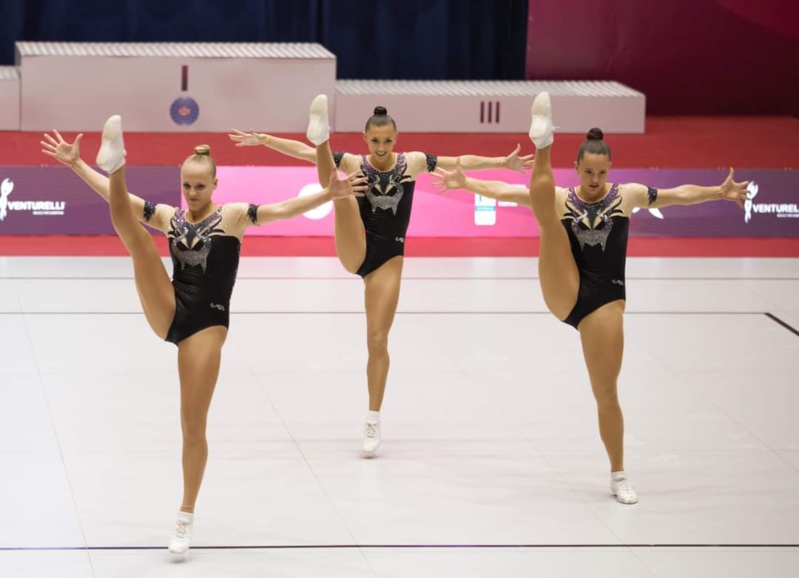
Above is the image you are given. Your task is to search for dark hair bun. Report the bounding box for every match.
[586,128,604,141]
[373,106,388,116]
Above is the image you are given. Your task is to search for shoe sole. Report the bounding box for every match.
[306,96,329,144]
[361,446,379,458]
[96,115,124,172]
[531,92,551,115]
[612,492,638,505]
[529,92,554,146]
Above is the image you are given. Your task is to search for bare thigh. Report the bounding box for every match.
[316,141,366,273]
[527,147,579,319]
[108,169,175,338]
[177,326,228,420]
[578,300,625,396]
[364,256,403,344]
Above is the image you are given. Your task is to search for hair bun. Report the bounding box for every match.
[194,144,211,156]
[586,128,604,141]
[373,106,388,116]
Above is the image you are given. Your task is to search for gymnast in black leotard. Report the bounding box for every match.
[41,124,363,554]
[560,183,629,329]
[331,150,437,277]
[433,101,750,505]
[230,98,534,457]
[142,202,238,344]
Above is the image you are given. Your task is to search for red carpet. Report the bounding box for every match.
[6,116,799,169]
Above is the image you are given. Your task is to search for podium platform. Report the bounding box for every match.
[16,42,336,132]
[334,80,646,134]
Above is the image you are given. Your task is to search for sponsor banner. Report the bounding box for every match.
[208,167,797,238]
[0,167,179,235]
[613,169,799,237]
[2,166,796,238]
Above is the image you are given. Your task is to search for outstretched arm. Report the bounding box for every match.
[629,168,750,210]
[250,171,367,225]
[432,159,532,207]
[41,130,148,216]
[436,144,534,172]
[228,130,317,164]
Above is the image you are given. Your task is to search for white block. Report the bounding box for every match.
[335,80,646,134]
[17,42,336,132]
[0,67,20,131]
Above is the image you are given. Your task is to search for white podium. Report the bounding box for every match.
[17,42,336,132]
[334,80,646,134]
[0,67,20,131]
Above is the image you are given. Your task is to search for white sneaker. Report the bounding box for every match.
[611,475,638,505]
[96,115,126,174]
[168,511,194,554]
[528,92,555,149]
[306,94,330,146]
[362,420,381,457]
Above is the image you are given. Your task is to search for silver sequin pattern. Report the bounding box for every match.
[361,154,409,215]
[565,185,623,252]
[168,209,224,273]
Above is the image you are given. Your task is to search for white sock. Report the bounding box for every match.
[177,511,194,521]
[611,471,627,482]
[366,410,380,423]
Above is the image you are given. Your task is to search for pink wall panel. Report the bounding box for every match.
[525,0,799,115]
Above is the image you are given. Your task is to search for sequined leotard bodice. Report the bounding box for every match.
[167,207,241,325]
[356,153,417,245]
[143,202,258,344]
[332,150,437,277]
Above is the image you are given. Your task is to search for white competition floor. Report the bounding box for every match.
[1,256,798,577]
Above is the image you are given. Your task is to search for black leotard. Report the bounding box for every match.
[143,202,250,345]
[334,151,437,277]
[560,184,629,328]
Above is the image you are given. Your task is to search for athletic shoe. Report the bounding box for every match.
[96,115,126,174]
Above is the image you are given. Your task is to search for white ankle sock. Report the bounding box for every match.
[366,410,380,423]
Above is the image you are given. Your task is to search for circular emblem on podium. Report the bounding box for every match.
[170,97,200,126]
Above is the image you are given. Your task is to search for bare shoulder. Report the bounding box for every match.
[619,182,647,196]
[404,150,428,165]
[338,151,361,172]
[555,186,571,200]
[402,151,431,176]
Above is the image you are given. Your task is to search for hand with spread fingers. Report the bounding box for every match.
[719,168,750,209]
[432,157,467,193]
[329,170,368,199]
[41,130,83,167]
[504,144,535,172]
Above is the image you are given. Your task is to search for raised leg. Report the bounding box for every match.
[98,116,175,338]
[526,93,580,320]
[308,96,366,273]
